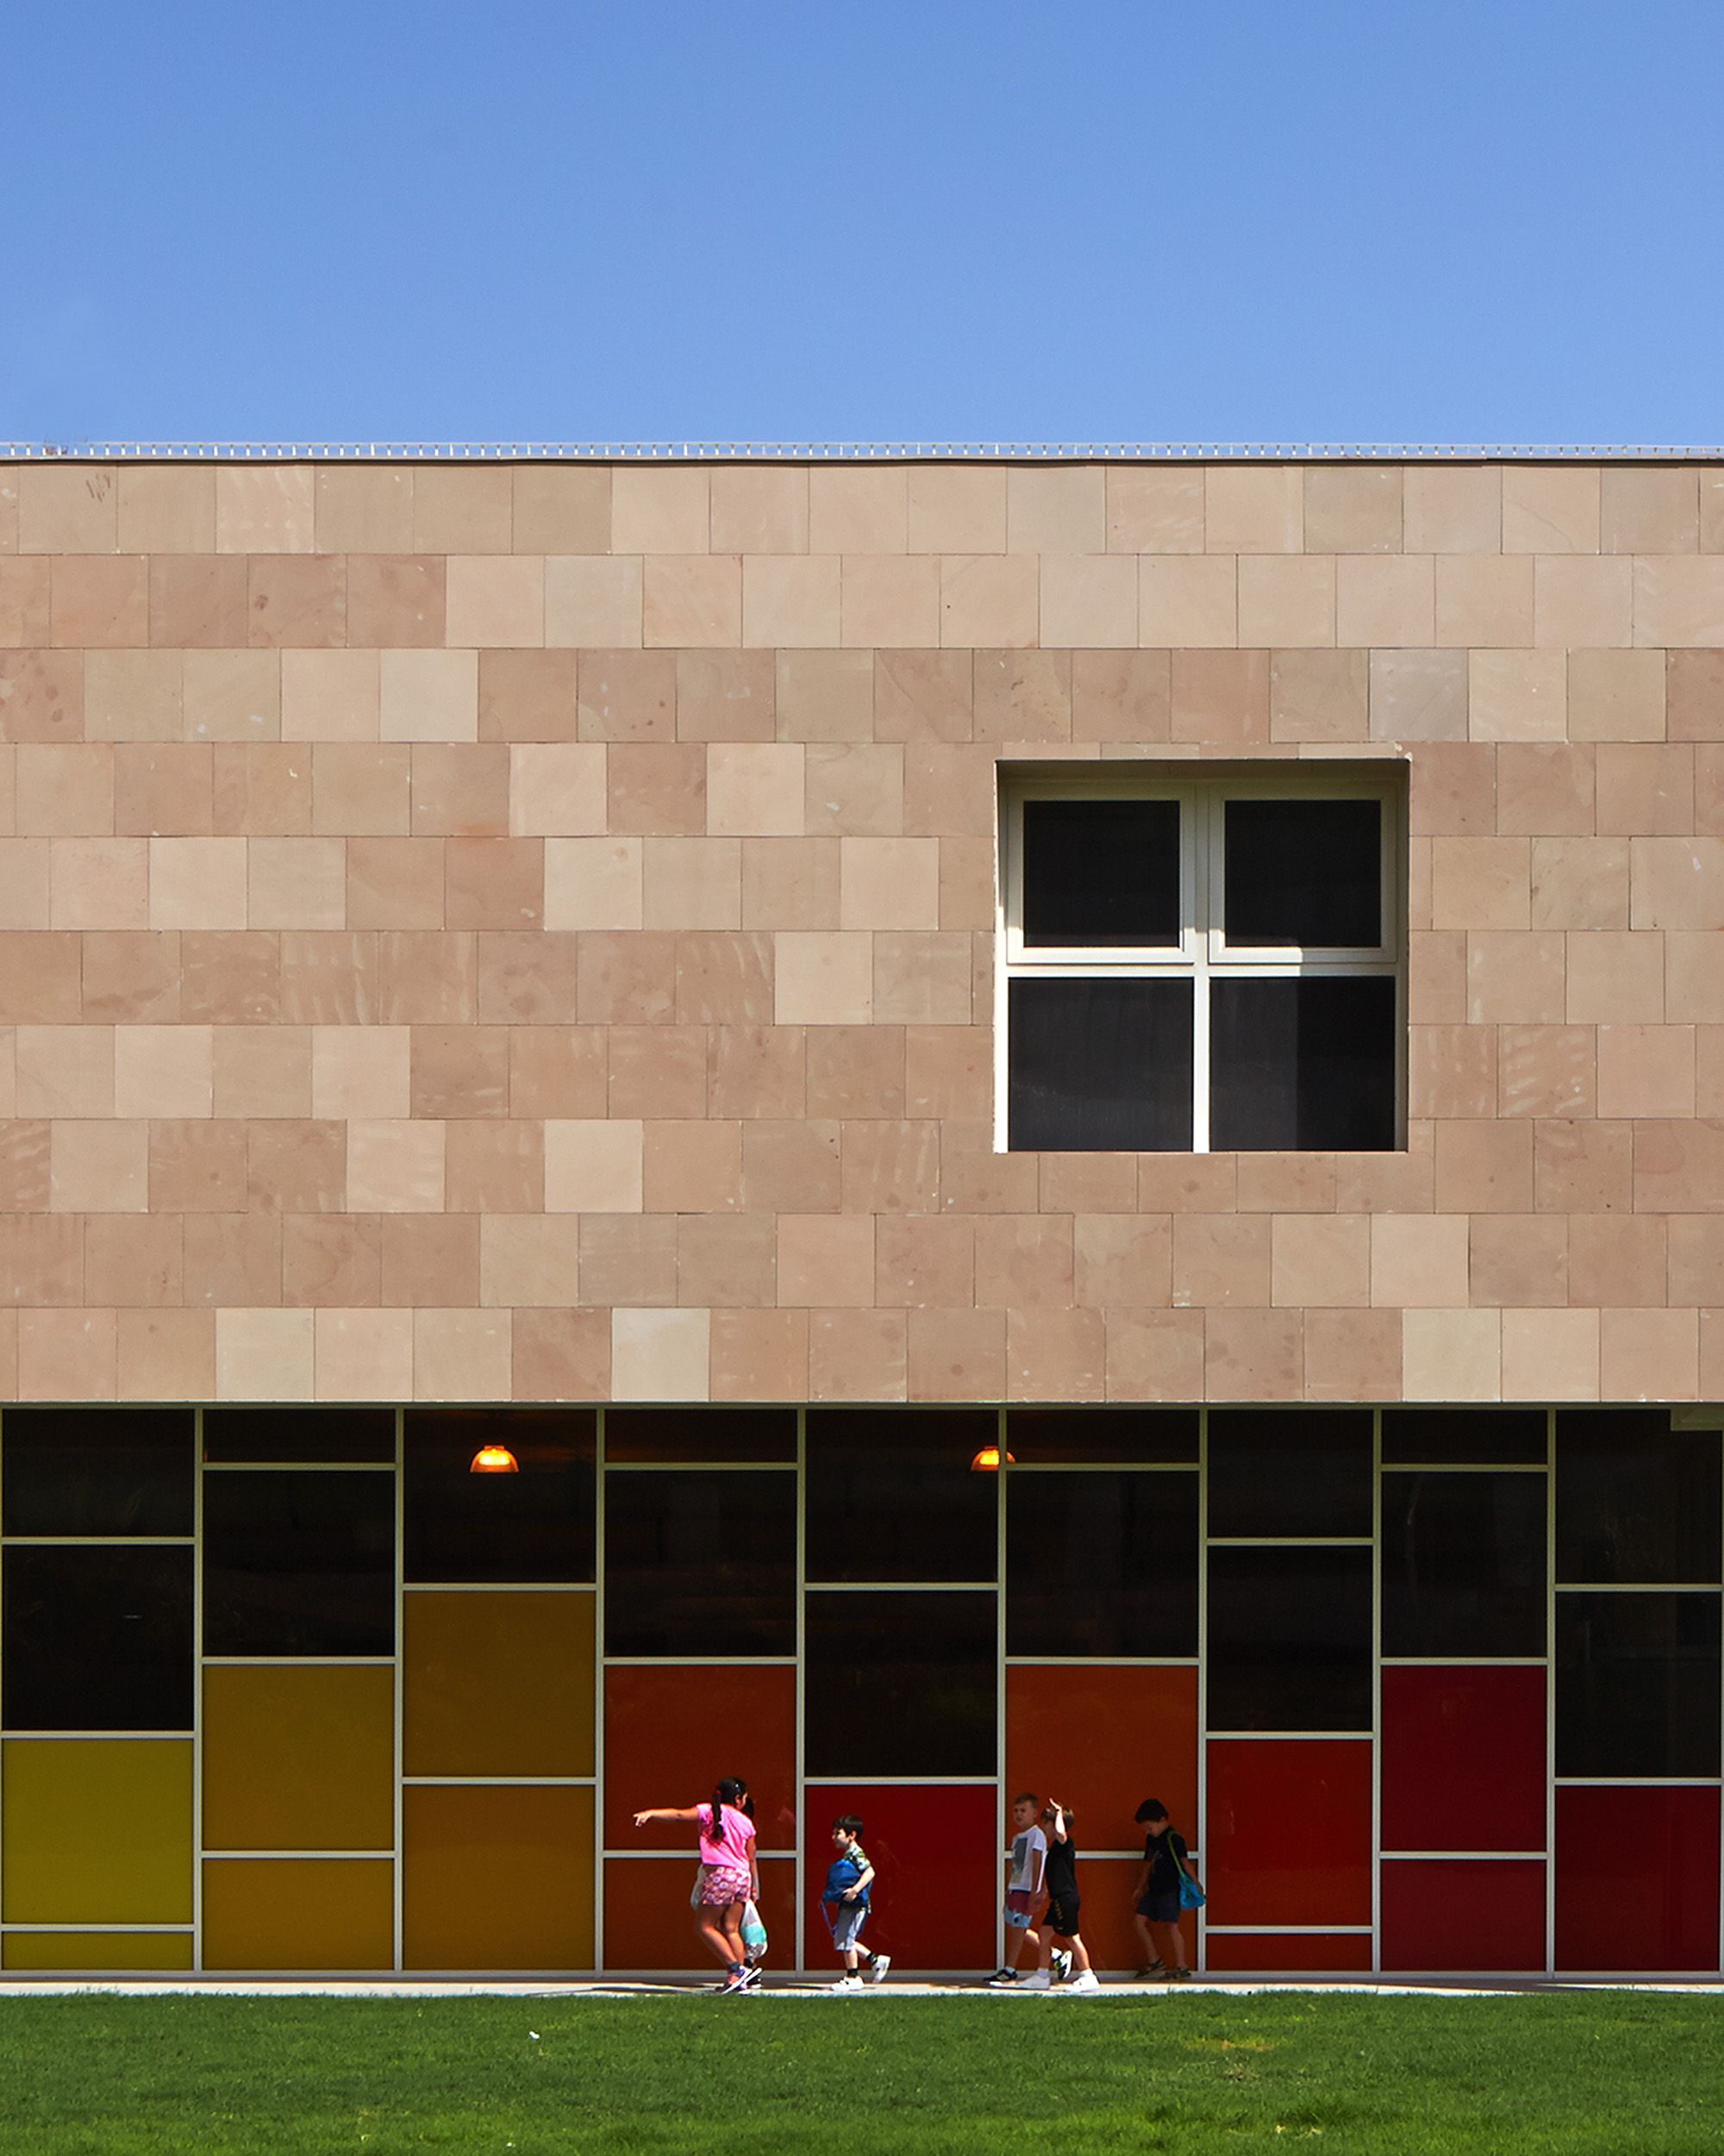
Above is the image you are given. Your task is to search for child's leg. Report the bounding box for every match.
[1066,1928,1092,1975]
[1147,1918,1185,1972]
[1006,1922,1038,1971]
[694,1909,732,1966]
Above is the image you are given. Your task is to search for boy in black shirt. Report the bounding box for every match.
[1022,1800,1099,1992]
[1132,1797,1196,1980]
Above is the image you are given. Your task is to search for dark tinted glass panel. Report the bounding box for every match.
[1556,1592,1721,1777]
[3,1409,193,1536]
[3,1547,193,1730]
[805,1411,996,1584]
[1009,978,1193,1152]
[803,1590,996,1776]
[1381,1409,1549,1465]
[1207,1409,1374,1539]
[603,1471,796,1656]
[1224,800,1382,947]
[1004,1408,1200,1464]
[1556,1411,1722,1584]
[603,1409,798,1463]
[1007,1471,1197,1654]
[1382,1472,1547,1657]
[403,1410,595,1584]
[1021,797,1181,948]
[1207,1547,1373,1732]
[203,1471,396,1656]
[1209,977,1397,1152]
[202,1409,397,1463]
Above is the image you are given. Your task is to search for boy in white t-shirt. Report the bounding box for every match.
[987,1791,1046,1986]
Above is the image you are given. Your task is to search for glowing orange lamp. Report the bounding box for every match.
[969,1445,1015,1472]
[469,1443,520,1474]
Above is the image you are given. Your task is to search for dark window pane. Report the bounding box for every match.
[1556,1411,1722,1584]
[3,1547,193,1730]
[804,1590,996,1776]
[1004,1408,1200,1464]
[1009,978,1193,1152]
[1381,1409,1549,1465]
[1208,1409,1374,1539]
[203,1409,397,1464]
[1382,1473,1547,1657]
[805,1411,997,1584]
[603,1409,798,1464]
[1556,1592,1721,1777]
[1209,977,1397,1151]
[1007,1472,1196,1655]
[603,1471,795,1656]
[203,1471,395,1656]
[1021,798,1181,948]
[1224,800,1382,947]
[3,1409,193,1536]
[403,1410,595,1584]
[1207,1547,1373,1732]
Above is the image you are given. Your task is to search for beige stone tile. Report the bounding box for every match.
[512,466,609,554]
[778,649,874,742]
[1465,930,1565,1022]
[280,650,381,743]
[1602,468,1699,554]
[16,468,114,553]
[116,1309,215,1403]
[611,1306,710,1402]
[1501,1309,1598,1402]
[1498,743,1595,834]
[1204,1307,1302,1403]
[1171,649,1268,747]
[1666,931,1724,1021]
[1271,1214,1370,1307]
[1006,1307,1107,1403]
[247,837,346,929]
[347,1118,443,1211]
[1072,1215,1171,1307]
[478,1215,583,1305]
[411,467,512,553]
[906,466,1007,553]
[1368,649,1466,742]
[611,468,710,553]
[1106,467,1204,553]
[1596,742,1691,834]
[114,1024,213,1117]
[1568,648,1665,742]
[1103,1307,1205,1403]
[1468,650,1567,741]
[445,555,545,647]
[1673,653,1724,742]
[776,1214,872,1307]
[413,1307,512,1402]
[378,649,478,743]
[642,835,740,929]
[1269,648,1367,743]
[1402,465,1501,553]
[1434,555,1533,647]
[313,467,415,552]
[313,1308,414,1402]
[837,837,939,933]
[183,650,279,743]
[907,1307,1004,1403]
[1530,837,1629,930]
[809,467,908,553]
[940,555,1038,647]
[1631,835,1724,928]
[1071,650,1172,742]
[0,840,47,928]
[1039,556,1138,648]
[16,1025,113,1115]
[1137,556,1236,647]
[544,836,643,929]
[706,743,803,836]
[477,648,577,745]
[0,559,51,646]
[0,467,15,553]
[347,555,445,648]
[215,467,315,553]
[1633,557,1724,647]
[51,1119,147,1211]
[1430,835,1530,930]
[839,556,940,647]
[1600,1306,1696,1403]
[1236,555,1335,647]
[16,744,112,835]
[1468,1215,1569,1306]
[1008,466,1105,553]
[1502,467,1598,553]
[544,556,642,647]
[608,742,705,835]
[50,556,148,648]
[1370,1214,1468,1307]
[48,837,147,928]
[1596,1022,1695,1117]
[1205,466,1302,553]
[1705,475,1724,555]
[309,1027,409,1119]
[1565,929,1665,1022]
[741,835,840,929]
[577,650,675,742]
[674,650,774,744]
[506,741,607,836]
[0,649,83,745]
[117,466,216,553]
[1401,1308,1501,1401]
[805,743,902,835]
[1533,556,1633,649]
[973,650,1070,741]
[214,1025,312,1117]
[774,932,871,1024]
[310,743,409,836]
[1303,466,1402,553]
[742,556,841,647]
[1336,555,1434,646]
[710,466,808,553]
[216,1307,315,1401]
[544,1117,643,1211]
[643,556,741,647]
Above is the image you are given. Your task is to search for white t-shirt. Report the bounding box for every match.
[1008,1823,1047,1893]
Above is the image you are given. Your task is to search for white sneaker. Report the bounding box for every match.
[1067,1970,1101,1993]
[1052,1949,1073,1982]
[833,1973,864,1990]
[1020,1970,1051,1990]
[866,1953,890,1984]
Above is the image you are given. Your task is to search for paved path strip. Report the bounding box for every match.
[0,1978,1717,1998]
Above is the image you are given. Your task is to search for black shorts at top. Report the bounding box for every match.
[1137,1887,1182,1924]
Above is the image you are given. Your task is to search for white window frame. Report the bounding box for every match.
[996,764,1407,1154]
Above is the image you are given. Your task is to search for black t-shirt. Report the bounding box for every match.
[1143,1828,1188,1891]
[1045,1834,1078,1899]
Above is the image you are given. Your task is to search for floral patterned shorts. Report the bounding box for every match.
[698,1864,752,1908]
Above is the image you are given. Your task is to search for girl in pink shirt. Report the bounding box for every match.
[634,1776,759,1990]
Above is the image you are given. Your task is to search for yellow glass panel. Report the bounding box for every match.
[3,1932,193,1971]
[2,1741,192,1923]
[403,1593,593,1778]
[202,1859,394,1970]
[202,1666,394,1851]
[403,1786,592,1971]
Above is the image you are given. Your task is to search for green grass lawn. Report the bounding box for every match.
[0,1990,1720,2154]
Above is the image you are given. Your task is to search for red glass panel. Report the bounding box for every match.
[601,1855,796,1973]
[1381,1667,1546,1853]
[803,1785,996,1974]
[1206,1740,1371,1926]
[1555,1787,1721,1973]
[1380,1859,1546,1972]
[603,1665,796,1850]
[1007,1665,1197,1860]
[1204,1932,1372,1972]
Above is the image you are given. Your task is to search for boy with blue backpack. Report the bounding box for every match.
[821,1815,890,1990]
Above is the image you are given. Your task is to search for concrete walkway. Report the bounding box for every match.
[0,1977,1717,1997]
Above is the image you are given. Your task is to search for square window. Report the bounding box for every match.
[1002,766,1404,1153]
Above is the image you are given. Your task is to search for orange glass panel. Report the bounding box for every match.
[1205,1739,1372,1927]
[1204,1931,1373,1973]
[403,1592,594,1778]
[403,1786,593,1972]
[604,1665,796,1851]
[1007,1665,1198,1859]
[3,1932,193,1971]
[602,1855,796,1973]
[802,1785,995,1974]
[203,1666,394,1852]
[202,1859,393,1970]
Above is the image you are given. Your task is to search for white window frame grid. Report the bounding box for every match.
[996,764,1408,1154]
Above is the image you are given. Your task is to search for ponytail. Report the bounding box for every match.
[705,1775,747,1846]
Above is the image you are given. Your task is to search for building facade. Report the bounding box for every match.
[0,449,1721,1979]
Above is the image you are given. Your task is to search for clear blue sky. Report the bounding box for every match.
[6,0,1721,447]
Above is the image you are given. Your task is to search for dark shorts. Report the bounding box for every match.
[1137,1887,1182,1924]
[1045,1891,1081,1939]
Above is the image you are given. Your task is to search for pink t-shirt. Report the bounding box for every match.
[695,1803,755,1871]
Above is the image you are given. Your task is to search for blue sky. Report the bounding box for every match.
[5,0,1721,447]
